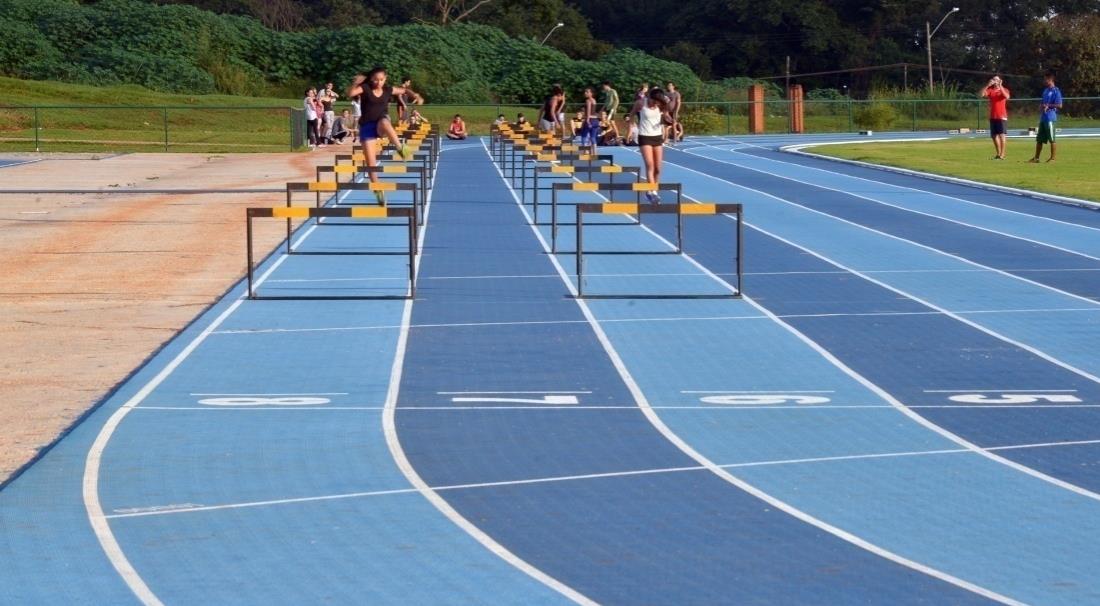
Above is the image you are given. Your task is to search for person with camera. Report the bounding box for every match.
[980,75,1010,160]
[631,87,674,203]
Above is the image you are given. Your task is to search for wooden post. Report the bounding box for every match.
[788,84,804,134]
[748,85,765,134]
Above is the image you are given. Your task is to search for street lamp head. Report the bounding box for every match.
[951,7,960,12]
[556,22,565,27]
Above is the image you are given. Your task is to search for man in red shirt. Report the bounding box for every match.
[981,76,1010,159]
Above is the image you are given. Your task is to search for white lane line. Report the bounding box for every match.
[687,143,1100,263]
[782,143,1100,210]
[380,147,595,605]
[437,390,592,395]
[104,428,1100,543]
[189,392,349,396]
[923,389,1079,393]
[129,403,1100,411]
[740,142,1100,233]
[634,149,1100,507]
[672,146,1100,310]
[80,184,363,605]
[677,391,831,395]
[207,306,1100,336]
[493,141,1022,604]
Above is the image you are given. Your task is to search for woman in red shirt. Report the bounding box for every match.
[981,76,1010,160]
[447,114,467,140]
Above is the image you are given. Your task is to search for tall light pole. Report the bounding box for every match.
[540,22,565,45]
[926,7,960,93]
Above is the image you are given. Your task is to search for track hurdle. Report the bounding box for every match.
[246,205,417,300]
[574,202,744,299]
[284,181,421,248]
[316,164,429,206]
[530,162,636,224]
[551,181,682,252]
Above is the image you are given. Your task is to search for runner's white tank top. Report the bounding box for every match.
[638,104,664,137]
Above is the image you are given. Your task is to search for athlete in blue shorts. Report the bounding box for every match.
[346,67,421,202]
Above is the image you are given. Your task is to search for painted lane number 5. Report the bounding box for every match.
[948,393,1081,404]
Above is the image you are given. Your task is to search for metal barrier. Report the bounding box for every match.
[530,163,640,224]
[551,181,683,253]
[575,202,744,299]
[284,181,421,250]
[246,205,417,300]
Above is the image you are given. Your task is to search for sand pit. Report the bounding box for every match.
[0,148,353,482]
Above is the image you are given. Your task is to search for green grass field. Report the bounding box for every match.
[0,77,535,153]
[811,137,1100,202]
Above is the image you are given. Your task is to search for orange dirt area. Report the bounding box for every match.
[0,151,339,483]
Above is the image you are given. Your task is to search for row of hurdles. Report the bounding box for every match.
[245,123,440,300]
[491,122,744,299]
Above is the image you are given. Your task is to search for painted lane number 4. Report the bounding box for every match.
[700,394,831,406]
[948,393,1082,404]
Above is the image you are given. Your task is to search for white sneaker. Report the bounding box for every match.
[645,191,661,203]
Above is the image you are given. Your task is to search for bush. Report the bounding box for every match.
[679,105,724,135]
[0,0,704,102]
[854,102,898,130]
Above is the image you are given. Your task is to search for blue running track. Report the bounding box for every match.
[2,133,1100,604]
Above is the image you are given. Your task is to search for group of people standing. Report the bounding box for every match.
[303,76,425,151]
[980,70,1063,162]
[534,81,684,202]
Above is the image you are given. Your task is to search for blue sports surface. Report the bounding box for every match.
[2,133,1100,604]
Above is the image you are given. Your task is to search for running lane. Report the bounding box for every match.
[614,146,1100,495]
[681,144,1100,301]
[391,142,993,604]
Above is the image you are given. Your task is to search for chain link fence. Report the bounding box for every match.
[2,99,1096,152]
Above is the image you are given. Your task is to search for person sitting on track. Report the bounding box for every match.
[447,114,468,140]
[515,112,529,128]
[570,110,584,138]
[346,66,421,203]
[598,110,620,146]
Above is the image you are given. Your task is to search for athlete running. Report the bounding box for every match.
[346,67,421,203]
[631,87,672,203]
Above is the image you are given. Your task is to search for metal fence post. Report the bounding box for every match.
[163,108,169,152]
[726,102,732,134]
[288,108,294,151]
[34,107,40,152]
[847,98,853,132]
[912,101,917,131]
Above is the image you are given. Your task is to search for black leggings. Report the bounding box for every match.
[307,119,319,145]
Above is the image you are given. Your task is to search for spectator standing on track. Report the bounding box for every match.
[580,87,600,152]
[636,82,650,103]
[303,88,320,149]
[665,82,683,144]
[1030,71,1063,163]
[397,77,415,123]
[980,76,1010,159]
[601,81,620,120]
[447,114,468,140]
[624,115,638,145]
[350,94,361,143]
[320,82,339,143]
[311,92,326,147]
[346,67,421,202]
[631,86,673,203]
[537,85,565,134]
